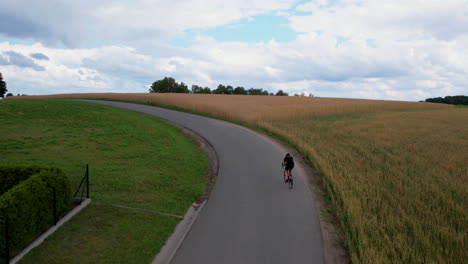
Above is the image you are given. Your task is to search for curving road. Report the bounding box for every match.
[83,100,324,264]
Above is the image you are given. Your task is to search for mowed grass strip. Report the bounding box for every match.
[21,94,466,263]
[0,99,207,262]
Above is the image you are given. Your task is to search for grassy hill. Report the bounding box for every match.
[21,93,467,263]
[0,99,208,263]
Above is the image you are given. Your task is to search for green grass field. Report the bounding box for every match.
[20,204,180,264]
[0,99,208,263]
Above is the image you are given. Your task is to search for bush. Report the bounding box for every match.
[0,167,70,263]
[0,166,42,195]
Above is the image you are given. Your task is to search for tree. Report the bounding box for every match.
[149,77,177,93]
[149,77,189,93]
[213,84,227,94]
[425,95,468,105]
[0,72,7,99]
[444,95,468,105]
[6,93,13,97]
[200,87,212,94]
[225,85,234,95]
[175,82,189,93]
[275,90,288,96]
[191,84,202,93]
[248,88,261,95]
[426,97,444,103]
[233,86,247,95]
[192,85,212,94]
[247,88,269,95]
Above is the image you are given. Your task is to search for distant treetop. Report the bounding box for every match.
[149,77,294,96]
[0,72,7,99]
[149,77,189,93]
[425,95,468,105]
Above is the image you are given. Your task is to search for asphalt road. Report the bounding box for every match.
[83,100,324,264]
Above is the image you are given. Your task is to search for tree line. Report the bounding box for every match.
[0,72,25,98]
[0,72,7,98]
[149,77,289,96]
[425,95,468,105]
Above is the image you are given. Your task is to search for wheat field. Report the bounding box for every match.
[21,93,446,123]
[261,109,468,263]
[16,93,467,263]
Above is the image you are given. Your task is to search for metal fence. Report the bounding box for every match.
[73,164,90,203]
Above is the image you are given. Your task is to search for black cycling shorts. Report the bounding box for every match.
[285,164,294,171]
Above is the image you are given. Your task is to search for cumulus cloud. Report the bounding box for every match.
[30,53,49,60]
[0,10,50,39]
[179,33,467,100]
[0,0,300,48]
[0,0,467,101]
[0,51,45,71]
[0,43,112,95]
[289,0,468,41]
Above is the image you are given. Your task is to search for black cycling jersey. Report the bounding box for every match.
[284,156,294,167]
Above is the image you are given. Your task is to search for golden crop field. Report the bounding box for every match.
[17,93,467,263]
[262,109,468,263]
[22,93,445,123]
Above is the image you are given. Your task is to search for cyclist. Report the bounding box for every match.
[282,153,294,183]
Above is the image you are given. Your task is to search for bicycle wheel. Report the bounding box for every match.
[289,176,293,189]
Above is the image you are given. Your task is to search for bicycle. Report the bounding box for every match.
[285,171,293,189]
[283,166,294,189]
[282,153,295,189]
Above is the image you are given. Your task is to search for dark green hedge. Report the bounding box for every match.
[0,166,42,195]
[0,167,70,263]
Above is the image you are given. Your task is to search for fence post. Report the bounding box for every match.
[86,164,89,199]
[53,187,57,226]
[4,213,9,264]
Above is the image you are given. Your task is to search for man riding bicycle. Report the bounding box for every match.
[282,153,294,183]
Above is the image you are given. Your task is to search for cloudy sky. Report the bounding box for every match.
[0,0,467,101]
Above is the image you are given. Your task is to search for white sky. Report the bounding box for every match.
[0,0,467,100]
